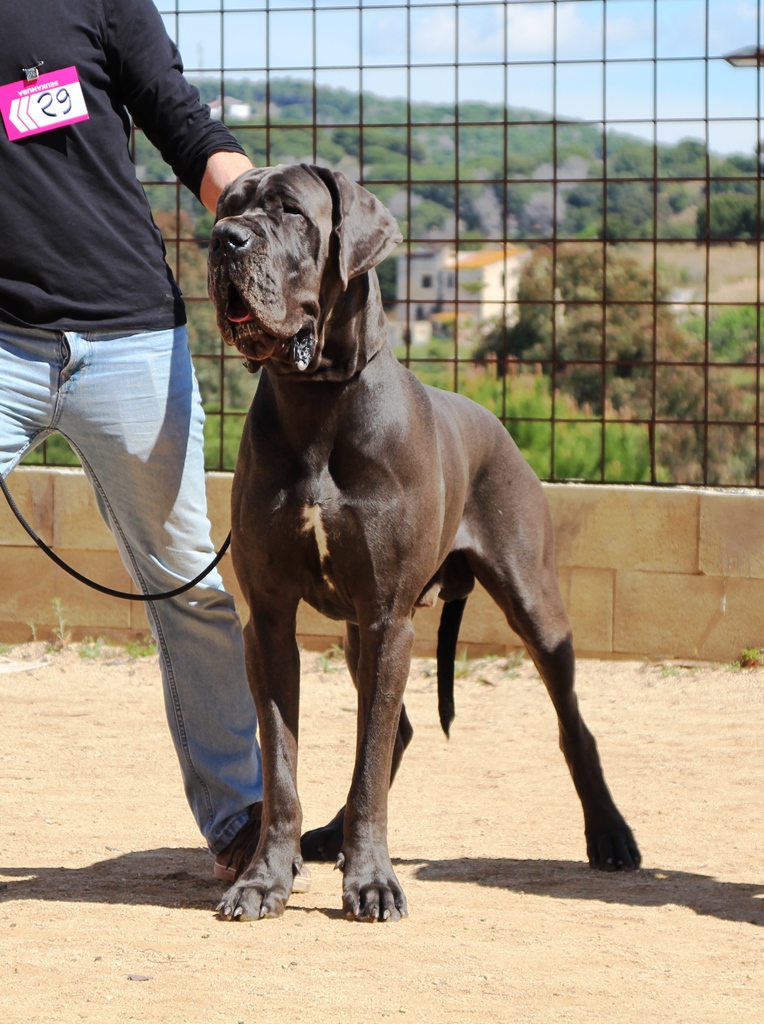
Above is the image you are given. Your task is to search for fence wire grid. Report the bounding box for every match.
[34,0,764,486]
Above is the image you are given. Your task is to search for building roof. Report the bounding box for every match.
[447,245,526,269]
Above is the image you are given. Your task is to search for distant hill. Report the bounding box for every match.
[134,77,760,243]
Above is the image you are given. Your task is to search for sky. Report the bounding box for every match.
[155,0,762,156]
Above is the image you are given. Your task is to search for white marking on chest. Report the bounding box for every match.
[302,502,334,587]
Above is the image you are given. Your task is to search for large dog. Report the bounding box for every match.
[208,164,640,923]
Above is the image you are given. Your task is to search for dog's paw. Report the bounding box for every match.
[217,878,290,921]
[217,856,306,921]
[340,852,408,922]
[300,807,345,862]
[217,889,283,921]
[586,822,641,871]
[342,878,408,923]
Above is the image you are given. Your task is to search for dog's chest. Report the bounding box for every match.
[296,498,360,619]
[301,501,332,578]
[298,496,346,588]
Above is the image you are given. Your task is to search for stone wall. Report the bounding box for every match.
[1,467,762,661]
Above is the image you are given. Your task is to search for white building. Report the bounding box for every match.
[396,245,529,340]
[208,97,252,121]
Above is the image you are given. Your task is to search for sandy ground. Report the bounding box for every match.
[1,640,762,1024]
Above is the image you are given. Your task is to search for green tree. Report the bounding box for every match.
[477,244,756,484]
[697,193,760,240]
[659,138,706,177]
[685,306,761,363]
[451,366,650,481]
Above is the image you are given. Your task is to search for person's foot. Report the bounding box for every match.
[213,804,311,892]
[214,803,262,882]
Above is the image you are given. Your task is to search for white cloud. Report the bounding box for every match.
[604,3,654,59]
[709,0,759,55]
[409,8,457,61]
[507,2,556,60]
[507,2,604,61]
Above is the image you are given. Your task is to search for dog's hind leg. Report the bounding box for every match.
[522,628,640,870]
[467,477,640,870]
[300,623,414,862]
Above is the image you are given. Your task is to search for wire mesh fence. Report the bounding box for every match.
[31,0,764,485]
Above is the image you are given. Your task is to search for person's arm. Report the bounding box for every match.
[104,0,250,202]
[199,151,254,213]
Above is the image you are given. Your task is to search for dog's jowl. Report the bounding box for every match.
[208,164,641,923]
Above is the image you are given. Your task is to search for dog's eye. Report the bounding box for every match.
[282,204,304,218]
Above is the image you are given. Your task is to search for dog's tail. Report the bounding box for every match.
[436,597,468,737]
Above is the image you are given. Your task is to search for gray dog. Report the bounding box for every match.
[207,164,640,923]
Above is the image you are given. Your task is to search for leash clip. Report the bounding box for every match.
[22,60,44,81]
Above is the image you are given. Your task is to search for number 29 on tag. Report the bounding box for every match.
[0,65,89,142]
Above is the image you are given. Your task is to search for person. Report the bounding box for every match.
[0,0,266,882]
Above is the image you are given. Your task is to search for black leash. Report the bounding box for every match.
[0,473,231,602]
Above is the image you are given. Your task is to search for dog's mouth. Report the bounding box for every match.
[222,284,317,373]
[212,261,319,372]
[223,281,279,354]
[226,283,254,324]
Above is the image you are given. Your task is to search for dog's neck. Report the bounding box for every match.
[257,270,395,454]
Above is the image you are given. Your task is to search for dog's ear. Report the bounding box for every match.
[309,166,403,290]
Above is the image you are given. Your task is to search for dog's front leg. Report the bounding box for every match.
[218,608,304,921]
[340,617,414,922]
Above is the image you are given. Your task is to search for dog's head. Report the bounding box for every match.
[208,164,402,376]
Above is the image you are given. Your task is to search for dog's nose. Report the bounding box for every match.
[210,220,252,255]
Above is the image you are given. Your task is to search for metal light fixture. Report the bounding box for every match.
[723,45,764,67]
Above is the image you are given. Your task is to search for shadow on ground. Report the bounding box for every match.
[0,848,222,913]
[409,857,764,927]
[1,849,762,926]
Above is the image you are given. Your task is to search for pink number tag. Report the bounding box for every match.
[0,66,89,142]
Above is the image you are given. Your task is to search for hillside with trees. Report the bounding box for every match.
[134,77,760,245]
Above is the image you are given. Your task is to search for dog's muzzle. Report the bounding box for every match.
[210,217,317,373]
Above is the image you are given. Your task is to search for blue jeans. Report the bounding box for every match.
[0,322,262,852]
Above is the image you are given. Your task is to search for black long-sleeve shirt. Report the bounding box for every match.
[0,0,246,332]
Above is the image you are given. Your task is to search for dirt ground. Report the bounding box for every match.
[1,640,762,1024]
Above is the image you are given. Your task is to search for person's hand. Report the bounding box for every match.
[200,151,254,212]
